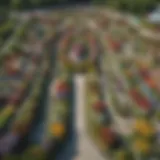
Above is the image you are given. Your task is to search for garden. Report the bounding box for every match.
[0,7,159,160]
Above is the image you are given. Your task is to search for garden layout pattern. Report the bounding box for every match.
[0,9,159,160]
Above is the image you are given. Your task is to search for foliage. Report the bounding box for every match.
[106,0,159,15]
[0,0,158,15]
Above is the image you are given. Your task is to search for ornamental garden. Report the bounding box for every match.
[0,9,159,160]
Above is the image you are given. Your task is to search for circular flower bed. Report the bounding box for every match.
[59,30,98,72]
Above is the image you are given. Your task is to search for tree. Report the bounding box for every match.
[10,0,22,10]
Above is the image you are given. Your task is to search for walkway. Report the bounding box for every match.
[56,74,105,160]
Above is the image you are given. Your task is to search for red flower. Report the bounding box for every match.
[129,89,151,110]
[144,77,156,89]
[93,101,106,112]
[56,82,70,93]
[100,127,115,144]
[110,41,122,52]
[139,69,149,79]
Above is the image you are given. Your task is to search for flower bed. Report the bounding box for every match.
[0,26,74,159]
[59,29,99,73]
[19,74,74,160]
[105,18,160,115]
[0,18,59,159]
[130,117,159,159]
[85,74,134,160]
[0,22,48,134]
[102,14,160,159]
[0,55,49,158]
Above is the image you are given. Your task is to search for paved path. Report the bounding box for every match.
[57,74,105,160]
[74,74,105,160]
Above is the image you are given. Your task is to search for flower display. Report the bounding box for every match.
[52,79,70,100]
[133,139,151,154]
[134,119,155,137]
[50,123,65,138]
[100,127,116,145]
[93,101,106,112]
[0,8,159,160]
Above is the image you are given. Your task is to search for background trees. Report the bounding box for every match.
[0,0,159,15]
[106,0,159,15]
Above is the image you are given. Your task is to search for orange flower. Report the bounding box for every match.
[51,123,65,138]
[145,78,156,88]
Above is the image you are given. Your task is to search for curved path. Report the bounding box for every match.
[56,74,105,160]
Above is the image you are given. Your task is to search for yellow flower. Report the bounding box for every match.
[133,139,150,153]
[134,119,154,137]
[51,123,65,138]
